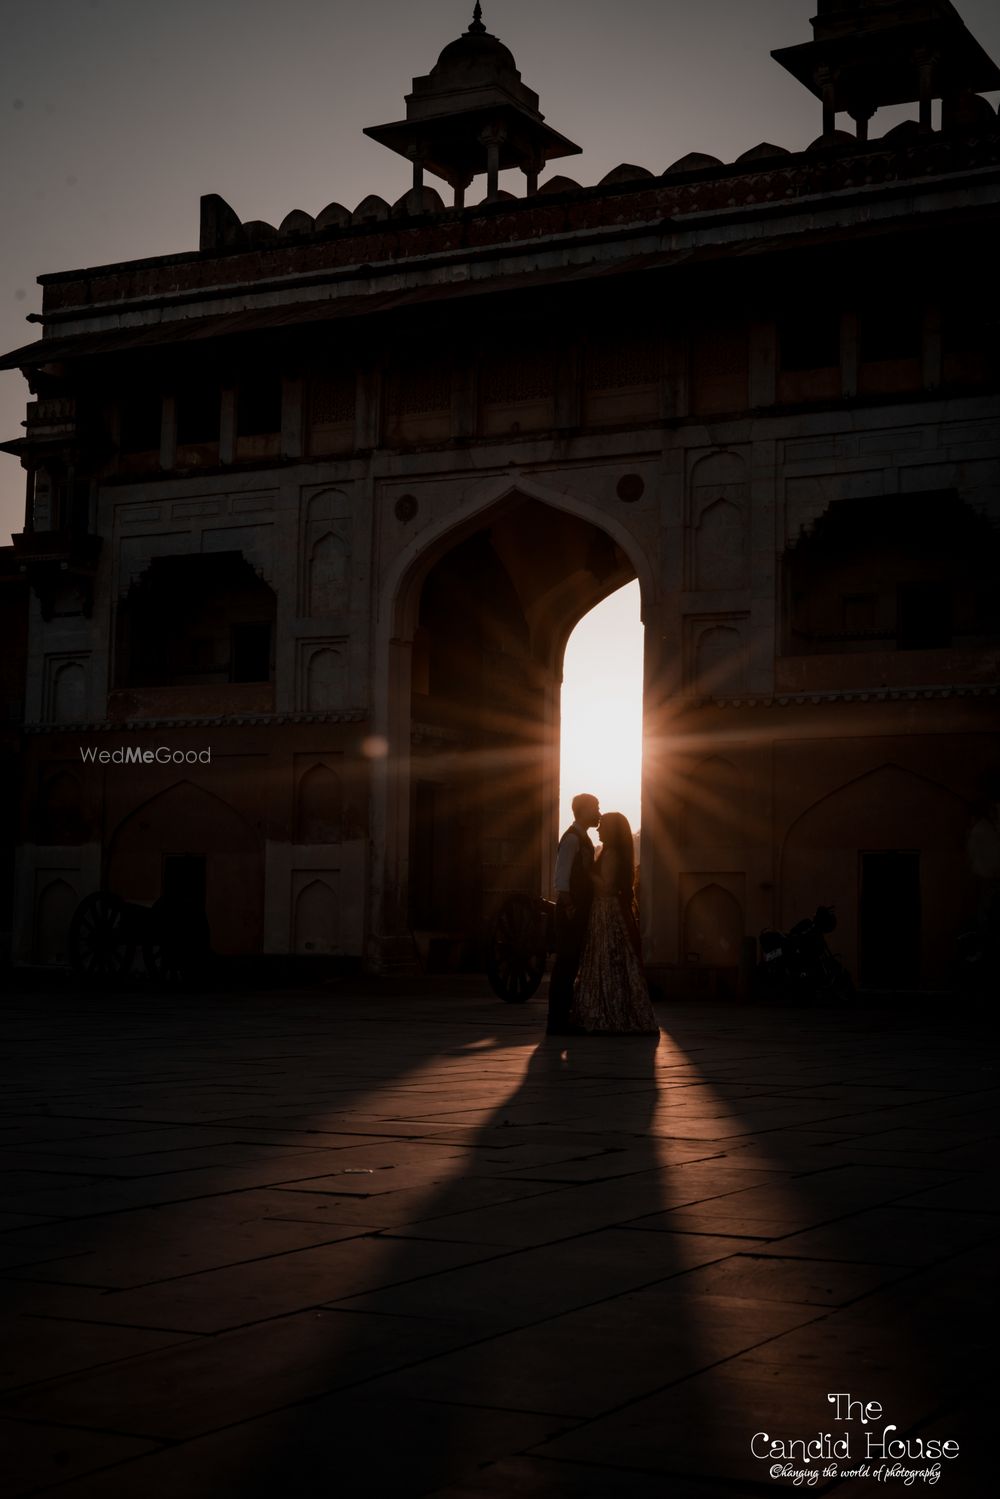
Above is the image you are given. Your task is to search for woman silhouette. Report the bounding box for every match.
[569,811,658,1034]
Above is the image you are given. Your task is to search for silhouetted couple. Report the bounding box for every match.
[548,793,658,1036]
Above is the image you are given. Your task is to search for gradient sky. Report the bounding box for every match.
[3,0,999,546]
[561,581,643,831]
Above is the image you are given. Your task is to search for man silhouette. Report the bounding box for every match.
[547,792,600,1034]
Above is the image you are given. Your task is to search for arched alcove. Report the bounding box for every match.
[784,491,1000,655]
[51,661,86,722]
[34,878,77,964]
[781,763,971,988]
[307,532,348,616]
[296,764,344,844]
[694,624,746,697]
[116,552,275,687]
[108,781,262,955]
[695,499,748,591]
[306,647,346,710]
[293,877,339,954]
[683,882,743,966]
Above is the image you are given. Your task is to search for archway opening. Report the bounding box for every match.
[402,496,639,956]
[559,580,644,838]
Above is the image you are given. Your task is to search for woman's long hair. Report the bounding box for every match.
[598,811,636,897]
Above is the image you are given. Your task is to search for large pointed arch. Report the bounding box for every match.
[382,474,657,644]
[369,477,657,963]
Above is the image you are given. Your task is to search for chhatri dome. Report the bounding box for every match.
[365,3,581,205]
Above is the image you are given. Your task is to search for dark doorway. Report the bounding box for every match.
[859,849,921,989]
[162,854,207,913]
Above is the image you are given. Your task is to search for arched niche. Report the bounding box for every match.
[296,764,343,844]
[302,490,351,614]
[694,624,747,697]
[691,450,746,489]
[34,878,77,964]
[108,781,262,955]
[781,763,971,988]
[690,451,749,591]
[683,883,743,967]
[305,648,346,711]
[695,498,748,591]
[116,552,275,688]
[51,661,86,723]
[307,532,348,617]
[293,877,339,954]
[305,488,350,527]
[783,490,1000,656]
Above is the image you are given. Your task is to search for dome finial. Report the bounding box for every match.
[469,3,486,34]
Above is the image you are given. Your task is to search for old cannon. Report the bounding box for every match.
[486,894,556,1002]
[68,890,211,987]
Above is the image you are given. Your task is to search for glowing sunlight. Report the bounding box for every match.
[560,581,644,834]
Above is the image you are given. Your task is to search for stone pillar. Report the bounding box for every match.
[452,174,472,210]
[916,51,937,132]
[554,342,581,429]
[451,354,477,440]
[852,107,874,142]
[479,125,507,199]
[281,373,304,459]
[355,363,382,452]
[219,387,236,465]
[922,304,943,390]
[840,310,859,398]
[521,150,543,197]
[23,468,34,532]
[160,393,176,471]
[749,321,777,409]
[816,68,836,137]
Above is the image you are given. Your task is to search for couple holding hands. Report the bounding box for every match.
[547,793,658,1037]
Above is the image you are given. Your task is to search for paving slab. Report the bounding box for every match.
[1,988,995,1495]
[0,1316,197,1393]
[1,1415,162,1498]
[422,1454,761,1498]
[24,1394,573,1499]
[334,1226,757,1334]
[357,1286,820,1418]
[0,1306,474,1438]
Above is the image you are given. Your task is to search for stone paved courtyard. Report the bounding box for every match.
[1,982,997,1497]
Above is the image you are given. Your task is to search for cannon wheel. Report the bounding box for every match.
[68,892,136,983]
[143,898,212,988]
[487,894,548,1003]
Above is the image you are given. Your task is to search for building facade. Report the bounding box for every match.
[3,1,999,991]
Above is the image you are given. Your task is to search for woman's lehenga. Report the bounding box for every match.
[569,892,659,1034]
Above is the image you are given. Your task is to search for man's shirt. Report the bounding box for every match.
[554,821,595,894]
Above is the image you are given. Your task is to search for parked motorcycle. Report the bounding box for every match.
[757,905,855,1004]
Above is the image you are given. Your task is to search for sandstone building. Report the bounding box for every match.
[3,1,999,993]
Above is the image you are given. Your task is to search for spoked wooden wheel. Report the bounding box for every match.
[68,892,136,984]
[143,898,211,988]
[487,894,548,1003]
